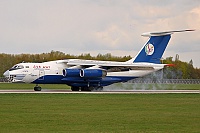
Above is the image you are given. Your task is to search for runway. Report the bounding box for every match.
[0,89,199,94]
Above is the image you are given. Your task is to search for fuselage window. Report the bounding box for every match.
[9,65,24,71]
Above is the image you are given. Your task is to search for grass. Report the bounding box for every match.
[0,83,70,90]
[0,94,199,132]
[0,83,200,90]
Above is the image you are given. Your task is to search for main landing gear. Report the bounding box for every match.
[71,86,103,91]
[71,86,93,91]
[34,84,42,91]
[33,85,103,92]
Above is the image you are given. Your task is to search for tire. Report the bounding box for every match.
[81,87,92,91]
[71,86,80,91]
[34,86,42,91]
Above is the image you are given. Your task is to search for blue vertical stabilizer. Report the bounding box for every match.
[133,35,171,64]
[127,29,194,64]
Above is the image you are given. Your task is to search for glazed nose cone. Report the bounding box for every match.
[3,70,9,77]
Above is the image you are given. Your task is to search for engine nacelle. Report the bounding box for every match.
[63,69,80,77]
[80,69,107,78]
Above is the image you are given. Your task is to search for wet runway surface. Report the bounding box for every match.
[0,90,199,94]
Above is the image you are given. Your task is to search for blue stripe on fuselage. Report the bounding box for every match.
[32,75,137,86]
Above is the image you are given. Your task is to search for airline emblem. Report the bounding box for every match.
[145,43,154,55]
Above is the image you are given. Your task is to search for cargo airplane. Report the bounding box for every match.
[3,30,193,91]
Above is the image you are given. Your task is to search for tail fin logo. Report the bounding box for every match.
[145,43,154,55]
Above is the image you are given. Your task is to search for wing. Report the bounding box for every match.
[58,59,166,72]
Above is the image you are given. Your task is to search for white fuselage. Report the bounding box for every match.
[4,59,164,84]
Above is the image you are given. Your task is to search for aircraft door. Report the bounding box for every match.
[39,70,45,80]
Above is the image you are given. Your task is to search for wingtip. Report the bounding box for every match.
[165,64,176,67]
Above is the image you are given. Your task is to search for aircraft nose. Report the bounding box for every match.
[3,70,10,77]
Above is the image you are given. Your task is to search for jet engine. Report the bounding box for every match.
[63,68,107,78]
[80,69,107,78]
[63,69,80,77]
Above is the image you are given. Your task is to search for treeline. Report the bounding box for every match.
[0,51,200,79]
[162,56,200,79]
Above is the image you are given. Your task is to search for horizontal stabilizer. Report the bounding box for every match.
[142,29,195,37]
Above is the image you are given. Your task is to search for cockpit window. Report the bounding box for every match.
[9,65,24,71]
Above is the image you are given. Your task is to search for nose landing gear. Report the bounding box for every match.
[34,84,42,91]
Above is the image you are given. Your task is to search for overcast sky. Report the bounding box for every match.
[0,0,200,67]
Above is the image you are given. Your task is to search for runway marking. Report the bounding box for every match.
[0,90,199,94]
